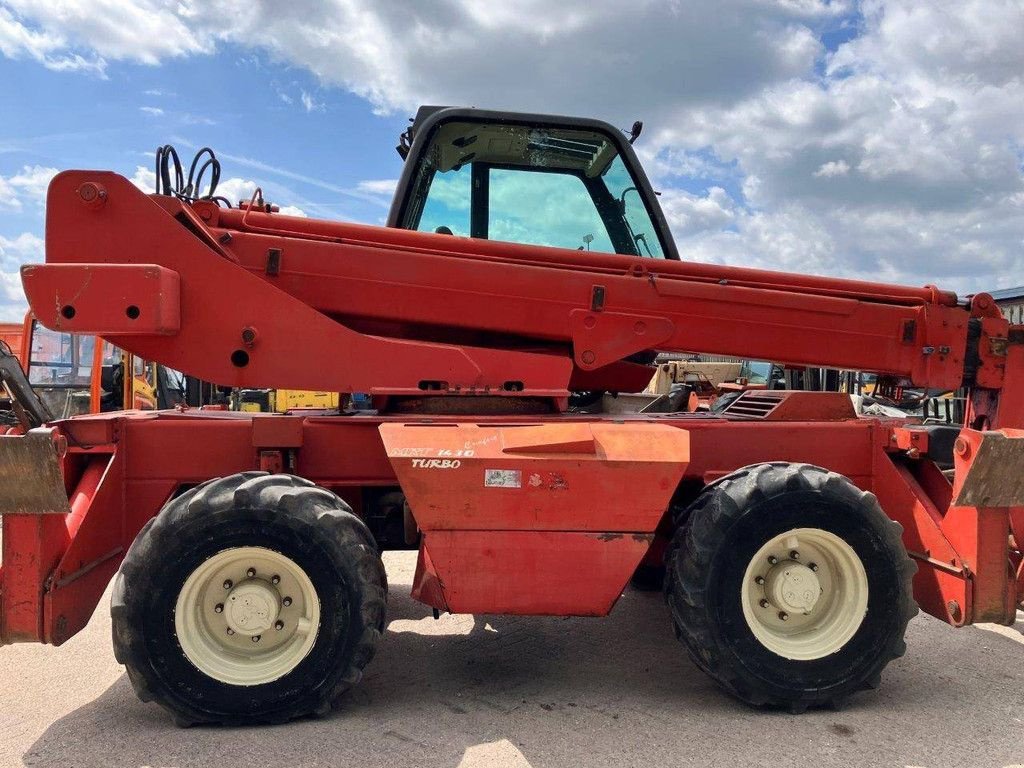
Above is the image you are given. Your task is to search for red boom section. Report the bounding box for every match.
[22,172,1009,402]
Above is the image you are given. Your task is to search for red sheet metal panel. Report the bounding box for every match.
[381,422,688,615]
[22,263,180,335]
[380,423,684,618]
[379,422,689,532]
[251,415,304,448]
[0,515,69,643]
[419,530,652,616]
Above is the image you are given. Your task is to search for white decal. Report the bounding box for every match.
[485,469,521,488]
[464,435,499,449]
[411,459,462,469]
[391,447,431,457]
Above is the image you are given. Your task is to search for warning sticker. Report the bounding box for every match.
[484,469,522,488]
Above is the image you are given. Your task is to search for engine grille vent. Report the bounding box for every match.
[719,391,785,420]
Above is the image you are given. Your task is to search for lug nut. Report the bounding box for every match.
[214,603,224,614]
[789,550,800,560]
[282,596,292,607]
[767,555,778,565]
[809,563,819,572]
[226,628,235,635]
[246,567,256,578]
[754,576,765,585]
[271,575,281,585]
[252,635,261,643]
[223,579,233,590]
[778,612,789,621]
[275,620,284,631]
[759,599,770,609]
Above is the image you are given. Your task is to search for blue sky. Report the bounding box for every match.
[0,43,407,233]
[1,1,1023,320]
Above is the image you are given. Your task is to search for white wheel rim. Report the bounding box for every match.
[740,528,868,661]
[174,546,321,686]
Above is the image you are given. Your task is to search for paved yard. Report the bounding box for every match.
[2,552,1022,768]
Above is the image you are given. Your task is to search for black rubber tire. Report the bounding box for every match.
[664,462,916,712]
[111,472,387,726]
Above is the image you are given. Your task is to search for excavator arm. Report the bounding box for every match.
[0,340,52,429]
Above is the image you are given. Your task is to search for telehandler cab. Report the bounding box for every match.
[0,107,1021,725]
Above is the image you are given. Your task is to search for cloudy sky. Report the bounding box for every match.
[0,0,1022,321]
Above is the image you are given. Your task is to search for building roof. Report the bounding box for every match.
[988,285,1024,302]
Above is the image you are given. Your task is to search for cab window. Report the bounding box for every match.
[27,322,94,388]
[488,169,612,252]
[418,162,471,236]
[601,155,664,258]
[401,120,667,258]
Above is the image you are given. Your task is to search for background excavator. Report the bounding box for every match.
[0,312,210,431]
[0,107,1021,726]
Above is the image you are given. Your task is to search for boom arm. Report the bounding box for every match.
[22,170,1023,425]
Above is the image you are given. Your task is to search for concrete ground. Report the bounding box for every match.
[1,551,1022,768]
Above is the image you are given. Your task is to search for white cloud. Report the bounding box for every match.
[0,1,833,116]
[0,232,44,321]
[655,1,1024,289]
[356,179,398,197]
[182,113,216,126]
[139,105,164,116]
[0,232,44,270]
[0,271,29,321]
[0,176,16,208]
[660,187,738,237]
[215,177,260,207]
[300,90,323,113]
[1,1,1023,292]
[1,0,207,68]
[128,165,306,216]
[129,164,155,192]
[814,159,850,177]
[0,165,58,211]
[0,6,105,74]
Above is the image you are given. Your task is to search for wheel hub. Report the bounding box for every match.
[225,581,280,636]
[765,562,820,615]
[740,527,869,660]
[175,546,321,686]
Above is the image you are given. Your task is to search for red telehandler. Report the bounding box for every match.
[1,107,1022,725]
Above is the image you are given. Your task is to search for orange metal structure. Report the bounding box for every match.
[16,313,166,416]
[0,323,22,362]
[0,108,1022,720]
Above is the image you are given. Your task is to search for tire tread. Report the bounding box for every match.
[111,472,387,726]
[664,462,916,711]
